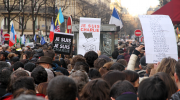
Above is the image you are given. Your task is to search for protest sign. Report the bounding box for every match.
[53,32,74,55]
[78,17,101,55]
[25,42,34,48]
[139,15,178,63]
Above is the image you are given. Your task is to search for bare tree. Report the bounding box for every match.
[31,0,45,37]
[76,0,111,24]
[1,0,29,33]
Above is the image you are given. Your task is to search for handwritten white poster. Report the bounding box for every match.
[78,17,101,55]
[139,15,178,63]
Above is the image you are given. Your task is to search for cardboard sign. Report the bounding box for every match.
[139,15,178,63]
[78,17,101,55]
[53,32,74,55]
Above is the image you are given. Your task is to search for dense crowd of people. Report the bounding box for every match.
[0,41,180,100]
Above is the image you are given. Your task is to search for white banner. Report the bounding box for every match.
[78,17,101,55]
[139,15,178,63]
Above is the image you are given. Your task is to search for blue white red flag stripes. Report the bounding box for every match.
[109,7,123,29]
[49,18,55,42]
[9,24,16,47]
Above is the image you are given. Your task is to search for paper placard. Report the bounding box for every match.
[53,32,74,55]
[139,15,178,63]
[78,17,101,55]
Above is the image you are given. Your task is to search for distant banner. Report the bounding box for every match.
[139,15,178,63]
[53,32,74,55]
[78,17,101,55]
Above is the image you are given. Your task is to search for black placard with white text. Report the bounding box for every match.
[53,32,74,55]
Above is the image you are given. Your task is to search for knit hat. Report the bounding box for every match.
[140,56,147,66]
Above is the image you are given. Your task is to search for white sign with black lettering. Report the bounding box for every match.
[139,15,178,63]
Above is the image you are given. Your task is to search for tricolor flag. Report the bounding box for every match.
[9,24,16,47]
[109,7,123,29]
[55,8,64,26]
[49,18,55,42]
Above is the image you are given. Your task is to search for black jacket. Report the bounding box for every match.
[0,84,7,98]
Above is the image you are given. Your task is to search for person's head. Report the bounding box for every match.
[123,70,139,88]
[47,76,77,100]
[23,51,32,60]
[110,80,136,100]
[31,66,47,85]
[94,58,107,70]
[157,57,177,80]
[0,61,10,69]
[146,64,154,75]
[13,88,36,99]
[139,56,147,70]
[36,82,48,95]
[0,67,12,85]
[102,70,126,86]
[99,55,111,62]
[84,51,98,67]
[155,72,178,99]
[37,56,53,69]
[11,61,24,71]
[118,49,124,55]
[0,52,8,61]
[13,94,45,100]
[138,76,168,100]
[24,62,36,72]
[71,55,86,68]
[6,46,11,52]
[88,68,101,80]
[64,58,70,65]
[74,62,89,73]
[45,68,54,82]
[14,51,20,58]
[110,62,125,71]
[44,50,55,60]
[112,50,119,59]
[70,70,89,93]
[12,76,35,93]
[8,53,16,60]
[99,62,114,76]
[116,59,127,67]
[10,57,20,65]
[79,79,110,100]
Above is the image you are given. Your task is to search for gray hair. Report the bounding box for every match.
[13,95,45,100]
[69,70,89,93]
